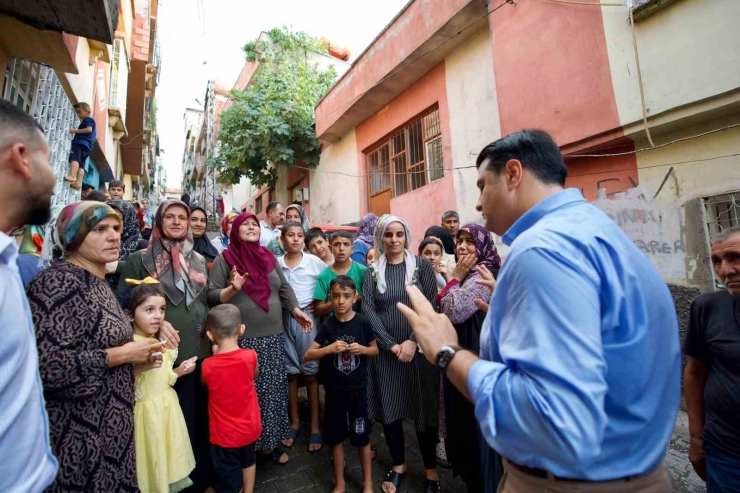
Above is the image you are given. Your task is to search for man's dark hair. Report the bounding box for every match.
[305,227,327,246]
[81,183,94,192]
[441,210,459,222]
[0,99,45,150]
[329,275,357,293]
[476,129,567,187]
[266,201,282,214]
[84,190,107,202]
[207,305,242,339]
[109,179,125,189]
[330,230,353,244]
[281,221,304,237]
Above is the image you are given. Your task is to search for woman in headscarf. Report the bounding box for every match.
[438,223,502,492]
[190,206,219,266]
[107,200,141,260]
[117,199,213,491]
[211,211,237,254]
[424,225,456,278]
[27,202,164,492]
[207,212,313,465]
[363,214,441,493]
[267,203,311,256]
[352,212,378,265]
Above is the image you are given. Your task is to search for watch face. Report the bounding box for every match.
[436,346,455,369]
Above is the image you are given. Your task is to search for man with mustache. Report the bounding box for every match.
[0,99,58,492]
[684,226,740,492]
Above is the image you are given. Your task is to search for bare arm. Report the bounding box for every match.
[684,357,708,480]
[313,299,333,318]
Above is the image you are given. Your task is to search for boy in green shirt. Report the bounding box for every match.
[313,230,367,318]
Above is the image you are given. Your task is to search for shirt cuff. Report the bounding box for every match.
[467,358,504,406]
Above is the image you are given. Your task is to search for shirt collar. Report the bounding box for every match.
[0,231,19,265]
[502,188,585,246]
[278,252,308,270]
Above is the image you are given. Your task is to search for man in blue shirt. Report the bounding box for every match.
[0,99,59,492]
[64,101,96,190]
[399,129,679,491]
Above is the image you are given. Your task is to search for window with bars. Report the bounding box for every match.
[109,38,130,120]
[367,107,443,197]
[703,191,740,289]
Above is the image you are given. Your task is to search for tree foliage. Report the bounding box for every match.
[212,26,337,187]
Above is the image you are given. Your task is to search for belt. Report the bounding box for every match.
[508,461,636,483]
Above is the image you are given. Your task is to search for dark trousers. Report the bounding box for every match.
[706,442,740,493]
[174,359,214,492]
[382,419,438,470]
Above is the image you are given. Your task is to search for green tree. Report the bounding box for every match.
[212,26,337,188]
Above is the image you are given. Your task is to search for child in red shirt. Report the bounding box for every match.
[202,305,261,493]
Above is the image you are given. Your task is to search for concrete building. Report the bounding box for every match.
[1,0,160,205]
[312,0,740,299]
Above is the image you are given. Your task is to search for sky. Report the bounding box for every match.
[156,0,410,189]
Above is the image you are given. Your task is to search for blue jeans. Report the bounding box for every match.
[705,442,740,493]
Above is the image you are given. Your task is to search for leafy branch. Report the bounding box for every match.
[213,26,337,188]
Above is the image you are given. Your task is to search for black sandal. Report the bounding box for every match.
[425,479,441,493]
[258,446,289,465]
[381,470,405,493]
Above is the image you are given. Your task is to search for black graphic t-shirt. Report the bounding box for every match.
[315,313,375,392]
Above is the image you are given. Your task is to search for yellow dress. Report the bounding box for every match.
[134,334,196,493]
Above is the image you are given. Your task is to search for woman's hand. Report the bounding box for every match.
[452,254,478,282]
[124,338,165,365]
[472,265,497,313]
[397,340,417,363]
[292,308,314,333]
[159,321,180,349]
[230,267,248,291]
[174,356,198,377]
[390,344,402,357]
[434,262,449,281]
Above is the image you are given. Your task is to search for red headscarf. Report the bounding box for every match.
[223,212,276,311]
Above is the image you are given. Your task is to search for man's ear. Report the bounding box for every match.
[5,143,33,181]
[504,159,523,190]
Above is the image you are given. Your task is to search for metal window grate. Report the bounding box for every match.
[366,106,443,199]
[3,57,80,207]
[704,192,740,238]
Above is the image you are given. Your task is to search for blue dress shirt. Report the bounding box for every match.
[468,188,680,481]
[0,232,58,492]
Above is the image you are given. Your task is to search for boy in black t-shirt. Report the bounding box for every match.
[305,276,378,493]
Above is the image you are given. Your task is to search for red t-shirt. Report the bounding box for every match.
[202,349,261,448]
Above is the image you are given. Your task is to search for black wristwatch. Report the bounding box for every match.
[435,345,462,372]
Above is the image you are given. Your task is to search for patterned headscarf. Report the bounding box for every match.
[141,199,207,309]
[11,204,65,256]
[285,204,311,232]
[355,213,379,248]
[223,212,277,312]
[456,223,502,272]
[42,201,121,262]
[219,212,238,248]
[371,214,416,294]
[107,200,140,260]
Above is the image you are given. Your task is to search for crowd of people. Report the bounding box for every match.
[2,99,739,493]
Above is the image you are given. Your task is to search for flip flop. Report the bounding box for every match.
[308,433,323,454]
[69,183,81,190]
[381,470,405,493]
[282,427,300,448]
[63,177,75,183]
[425,479,441,493]
[257,446,289,465]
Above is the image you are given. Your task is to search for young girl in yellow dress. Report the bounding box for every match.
[125,278,198,493]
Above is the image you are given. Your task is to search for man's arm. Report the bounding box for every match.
[682,298,709,480]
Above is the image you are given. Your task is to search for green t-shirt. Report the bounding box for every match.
[314,261,367,312]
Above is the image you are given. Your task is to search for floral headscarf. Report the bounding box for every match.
[219,212,238,248]
[285,204,311,232]
[107,200,140,260]
[11,204,65,256]
[141,199,207,308]
[371,214,416,294]
[223,212,277,312]
[456,223,502,273]
[355,213,379,248]
[42,201,121,263]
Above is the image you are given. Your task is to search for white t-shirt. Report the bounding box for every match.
[277,252,327,309]
[260,220,280,248]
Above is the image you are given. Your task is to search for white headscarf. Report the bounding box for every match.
[371,214,417,294]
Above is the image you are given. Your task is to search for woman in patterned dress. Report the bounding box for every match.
[207,212,312,466]
[362,214,442,493]
[438,223,503,492]
[27,202,165,492]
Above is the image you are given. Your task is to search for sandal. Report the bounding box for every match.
[425,479,442,493]
[381,470,405,493]
[258,446,289,465]
[282,427,300,448]
[308,433,323,454]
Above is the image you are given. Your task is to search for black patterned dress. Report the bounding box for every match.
[27,262,136,492]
